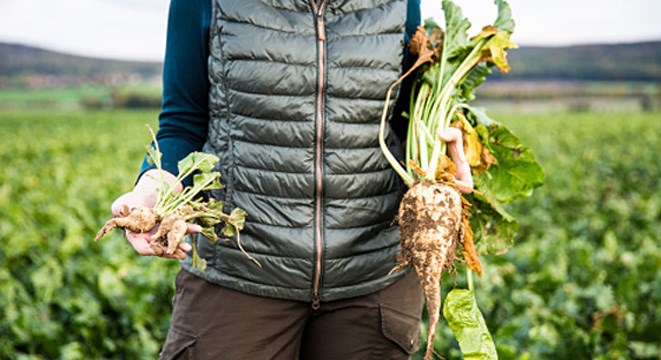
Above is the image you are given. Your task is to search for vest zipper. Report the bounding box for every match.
[310,0,328,310]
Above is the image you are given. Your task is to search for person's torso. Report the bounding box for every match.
[186,0,410,303]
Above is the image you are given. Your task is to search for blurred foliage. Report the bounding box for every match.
[0,110,659,359]
[0,110,177,359]
[413,112,661,359]
[110,89,162,109]
[0,86,162,110]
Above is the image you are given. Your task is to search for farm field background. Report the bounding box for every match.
[0,108,659,359]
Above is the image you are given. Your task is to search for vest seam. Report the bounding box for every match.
[220,243,314,260]
[325,188,401,199]
[236,138,389,150]
[234,187,312,200]
[325,219,394,232]
[235,157,395,175]
[328,119,388,125]
[326,124,380,131]
[247,219,313,229]
[327,31,406,39]
[228,86,315,98]
[220,17,312,36]
[326,167,394,176]
[231,85,392,102]
[234,138,313,149]
[327,64,400,72]
[326,0,402,14]
[228,57,314,68]
[318,144,385,149]
[233,181,400,200]
[326,246,399,261]
[326,93,389,102]
[232,112,309,123]
[224,0,312,16]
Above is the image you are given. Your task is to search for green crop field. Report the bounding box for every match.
[1,109,659,359]
[0,86,110,109]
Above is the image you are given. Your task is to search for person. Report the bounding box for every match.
[111,0,472,359]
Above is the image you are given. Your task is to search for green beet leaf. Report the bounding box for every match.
[468,191,519,255]
[200,225,219,243]
[442,0,472,61]
[443,289,498,359]
[193,172,223,191]
[457,63,492,103]
[476,125,545,203]
[145,143,162,167]
[177,152,219,176]
[221,208,247,237]
[493,0,515,33]
[191,241,207,272]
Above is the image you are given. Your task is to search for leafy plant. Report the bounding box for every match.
[1,109,658,359]
[96,126,254,271]
[379,1,543,358]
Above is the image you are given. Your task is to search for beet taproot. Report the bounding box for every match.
[95,205,159,241]
[394,181,463,360]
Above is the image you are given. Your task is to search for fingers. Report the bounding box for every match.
[439,127,474,193]
[125,230,159,256]
[111,190,157,217]
[187,224,202,234]
[125,229,193,259]
[438,127,462,142]
[455,179,474,194]
[111,192,136,217]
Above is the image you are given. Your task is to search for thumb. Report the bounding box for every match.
[111,191,151,217]
[438,127,462,143]
[187,224,203,234]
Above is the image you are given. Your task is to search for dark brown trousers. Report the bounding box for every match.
[159,268,423,360]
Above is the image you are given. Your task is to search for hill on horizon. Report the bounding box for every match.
[503,41,661,81]
[0,43,161,83]
[1,40,660,83]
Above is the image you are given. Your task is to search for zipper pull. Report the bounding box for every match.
[311,293,321,310]
[316,14,325,41]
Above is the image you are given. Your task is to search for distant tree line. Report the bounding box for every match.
[2,41,659,84]
[80,89,161,110]
[494,41,661,82]
[0,43,161,81]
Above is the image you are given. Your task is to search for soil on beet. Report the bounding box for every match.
[95,205,160,241]
[396,181,463,360]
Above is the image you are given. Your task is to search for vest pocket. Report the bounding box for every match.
[379,303,421,355]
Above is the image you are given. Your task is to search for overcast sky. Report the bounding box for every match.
[0,0,659,61]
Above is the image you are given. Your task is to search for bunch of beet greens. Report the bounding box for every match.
[95,127,257,272]
[379,1,544,359]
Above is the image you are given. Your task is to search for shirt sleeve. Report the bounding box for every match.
[138,0,212,183]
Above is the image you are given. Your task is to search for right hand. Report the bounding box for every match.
[111,169,199,260]
[438,128,474,193]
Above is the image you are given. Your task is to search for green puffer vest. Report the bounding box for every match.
[183,0,410,304]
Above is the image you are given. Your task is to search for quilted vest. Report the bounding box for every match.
[183,0,409,304]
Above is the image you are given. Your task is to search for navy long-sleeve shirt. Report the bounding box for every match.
[141,0,421,180]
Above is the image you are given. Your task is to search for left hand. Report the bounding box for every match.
[438,128,473,193]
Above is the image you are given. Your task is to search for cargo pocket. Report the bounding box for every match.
[159,327,197,360]
[379,304,421,355]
